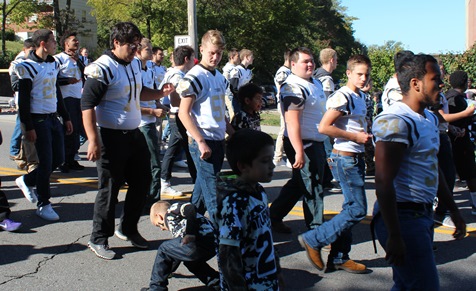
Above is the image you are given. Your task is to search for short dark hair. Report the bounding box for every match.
[60,31,77,51]
[394,50,414,70]
[228,48,239,60]
[152,47,164,54]
[226,129,274,175]
[174,45,194,66]
[238,83,263,107]
[109,22,142,49]
[289,47,314,63]
[449,70,468,90]
[396,53,438,95]
[32,29,53,47]
[23,38,35,49]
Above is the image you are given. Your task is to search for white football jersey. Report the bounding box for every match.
[137,57,157,126]
[84,54,142,130]
[160,67,186,113]
[15,59,60,114]
[177,65,228,140]
[54,52,83,99]
[229,64,253,89]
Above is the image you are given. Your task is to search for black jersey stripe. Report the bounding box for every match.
[55,56,64,65]
[22,62,38,77]
[96,63,111,84]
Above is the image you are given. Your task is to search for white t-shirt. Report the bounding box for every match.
[373,102,439,204]
[326,86,368,153]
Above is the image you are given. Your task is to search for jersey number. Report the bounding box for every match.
[211,94,225,122]
[255,230,276,278]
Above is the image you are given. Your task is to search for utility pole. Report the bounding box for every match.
[187,0,197,58]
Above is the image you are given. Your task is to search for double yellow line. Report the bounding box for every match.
[1,166,474,237]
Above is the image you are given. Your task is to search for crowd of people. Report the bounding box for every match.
[0,21,473,290]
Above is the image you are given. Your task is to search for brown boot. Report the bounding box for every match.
[298,235,324,270]
[327,259,367,274]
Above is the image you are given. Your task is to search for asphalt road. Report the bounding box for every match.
[0,110,475,291]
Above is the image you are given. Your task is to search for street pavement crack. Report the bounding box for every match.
[0,233,90,286]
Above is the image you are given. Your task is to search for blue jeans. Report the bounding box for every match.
[139,123,162,199]
[373,205,438,291]
[23,114,65,207]
[9,114,22,157]
[189,139,225,223]
[149,235,219,291]
[302,153,367,261]
[270,137,326,229]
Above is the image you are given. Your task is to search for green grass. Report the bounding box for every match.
[6,40,23,54]
[260,110,281,126]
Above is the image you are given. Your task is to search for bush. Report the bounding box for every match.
[1,30,16,41]
[0,51,17,69]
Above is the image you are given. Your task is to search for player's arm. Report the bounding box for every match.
[285,109,305,169]
[140,84,175,101]
[438,107,474,123]
[18,78,35,142]
[81,77,108,162]
[374,141,406,266]
[178,95,212,160]
[169,91,181,108]
[140,106,166,118]
[219,244,247,291]
[319,109,371,144]
[436,167,466,240]
[55,82,72,135]
[181,203,199,244]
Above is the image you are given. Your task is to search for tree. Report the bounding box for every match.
[1,0,40,55]
[87,0,359,82]
[366,41,405,91]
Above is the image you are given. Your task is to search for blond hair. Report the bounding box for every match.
[201,30,226,49]
[239,48,253,60]
[319,48,336,65]
[150,201,170,218]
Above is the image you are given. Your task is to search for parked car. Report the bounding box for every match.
[260,84,277,108]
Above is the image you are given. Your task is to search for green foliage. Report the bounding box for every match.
[366,41,405,91]
[87,0,359,83]
[1,29,15,41]
[440,45,476,89]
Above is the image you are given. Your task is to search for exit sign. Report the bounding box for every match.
[174,35,191,48]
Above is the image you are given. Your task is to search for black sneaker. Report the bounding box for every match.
[88,241,116,260]
[66,161,85,171]
[115,229,149,249]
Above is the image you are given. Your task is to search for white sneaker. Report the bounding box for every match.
[161,184,184,196]
[441,216,455,228]
[36,204,59,221]
[174,160,188,168]
[286,160,292,168]
[273,160,287,167]
[15,176,37,203]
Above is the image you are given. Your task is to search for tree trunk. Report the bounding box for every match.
[2,0,6,56]
[53,0,62,42]
[64,0,71,32]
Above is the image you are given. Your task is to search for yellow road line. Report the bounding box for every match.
[1,166,474,237]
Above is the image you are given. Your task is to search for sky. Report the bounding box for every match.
[340,0,467,54]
